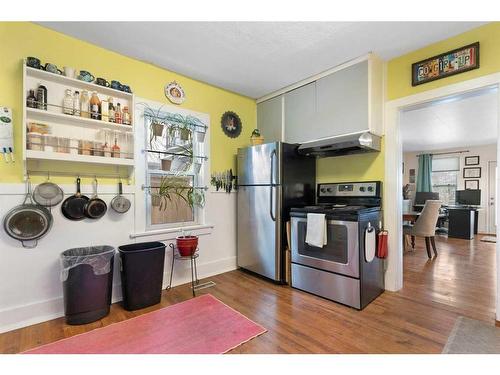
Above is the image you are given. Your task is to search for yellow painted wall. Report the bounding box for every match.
[316,140,385,184]
[388,22,500,100]
[0,22,256,183]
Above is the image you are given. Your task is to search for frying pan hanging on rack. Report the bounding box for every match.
[110,181,131,214]
[84,178,107,219]
[61,177,89,221]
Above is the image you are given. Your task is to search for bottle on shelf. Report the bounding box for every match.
[108,98,115,123]
[36,84,48,111]
[102,130,111,157]
[26,89,37,109]
[63,89,74,115]
[115,102,122,124]
[123,106,131,125]
[89,91,101,120]
[80,90,90,118]
[73,90,80,116]
[111,133,120,158]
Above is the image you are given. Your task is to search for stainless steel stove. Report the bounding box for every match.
[289,181,384,310]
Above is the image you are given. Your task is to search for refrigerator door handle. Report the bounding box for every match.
[270,149,277,221]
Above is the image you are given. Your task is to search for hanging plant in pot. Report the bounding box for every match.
[139,103,166,142]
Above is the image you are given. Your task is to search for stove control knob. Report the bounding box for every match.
[359,186,365,192]
[367,186,374,192]
[320,188,327,193]
[327,188,333,193]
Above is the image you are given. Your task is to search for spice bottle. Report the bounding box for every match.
[108,98,115,123]
[73,91,80,116]
[122,106,131,125]
[80,90,90,118]
[63,89,74,115]
[27,89,37,109]
[111,135,120,158]
[115,102,122,124]
[89,91,101,120]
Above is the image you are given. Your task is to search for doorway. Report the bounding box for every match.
[384,74,500,322]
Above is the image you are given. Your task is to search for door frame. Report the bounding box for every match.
[488,160,497,234]
[384,72,500,321]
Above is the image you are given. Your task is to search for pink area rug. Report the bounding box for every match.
[24,294,266,354]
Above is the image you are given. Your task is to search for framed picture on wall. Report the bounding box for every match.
[465,156,480,165]
[465,179,479,190]
[463,167,481,178]
[409,169,416,183]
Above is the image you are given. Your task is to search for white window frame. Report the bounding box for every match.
[431,156,459,205]
[133,97,210,234]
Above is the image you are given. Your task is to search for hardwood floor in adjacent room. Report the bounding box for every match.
[0,235,497,354]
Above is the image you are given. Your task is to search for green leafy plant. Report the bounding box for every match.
[139,102,167,144]
[152,176,205,210]
[251,129,261,138]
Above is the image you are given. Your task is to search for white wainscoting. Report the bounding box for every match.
[0,183,237,334]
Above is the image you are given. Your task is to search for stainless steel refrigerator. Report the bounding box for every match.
[237,142,316,282]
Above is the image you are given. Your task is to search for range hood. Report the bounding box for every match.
[297,131,381,158]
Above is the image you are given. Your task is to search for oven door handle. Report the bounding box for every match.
[269,149,277,221]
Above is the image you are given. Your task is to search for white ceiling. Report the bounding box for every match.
[401,88,498,152]
[38,22,485,98]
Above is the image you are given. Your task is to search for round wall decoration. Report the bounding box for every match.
[164,81,185,105]
[220,111,242,138]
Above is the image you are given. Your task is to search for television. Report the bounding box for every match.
[456,189,481,206]
[414,192,440,205]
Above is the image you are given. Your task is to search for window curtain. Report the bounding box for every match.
[416,154,433,192]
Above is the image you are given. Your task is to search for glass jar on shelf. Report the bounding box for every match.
[58,137,70,153]
[79,140,93,155]
[70,138,79,155]
[80,90,90,118]
[27,132,43,151]
[63,89,73,115]
[111,132,120,158]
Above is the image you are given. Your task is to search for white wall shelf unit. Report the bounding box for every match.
[22,60,135,178]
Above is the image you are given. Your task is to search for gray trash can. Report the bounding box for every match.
[60,246,115,325]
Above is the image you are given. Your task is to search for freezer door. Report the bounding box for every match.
[237,142,281,185]
[237,185,282,280]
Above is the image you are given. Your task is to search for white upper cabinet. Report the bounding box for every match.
[316,60,369,138]
[266,54,383,144]
[284,82,316,144]
[257,95,283,142]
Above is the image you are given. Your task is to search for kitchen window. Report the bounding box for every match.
[431,156,459,205]
[143,106,208,229]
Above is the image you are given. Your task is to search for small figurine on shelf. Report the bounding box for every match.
[250,129,264,145]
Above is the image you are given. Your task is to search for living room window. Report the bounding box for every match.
[431,156,459,205]
[143,106,208,229]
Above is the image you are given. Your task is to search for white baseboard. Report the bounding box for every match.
[0,257,236,334]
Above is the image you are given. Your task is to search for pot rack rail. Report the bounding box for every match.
[143,149,208,160]
[141,184,208,191]
[25,170,133,184]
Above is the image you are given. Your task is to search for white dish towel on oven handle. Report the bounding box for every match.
[305,213,327,248]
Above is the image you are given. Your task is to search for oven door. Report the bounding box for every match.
[291,216,359,278]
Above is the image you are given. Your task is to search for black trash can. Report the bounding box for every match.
[61,246,115,325]
[118,241,166,311]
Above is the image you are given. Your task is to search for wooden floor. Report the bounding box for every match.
[1,235,497,354]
